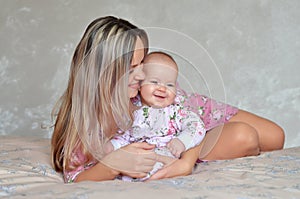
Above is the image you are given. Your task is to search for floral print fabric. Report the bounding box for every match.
[111,104,206,150]
[175,86,238,131]
[110,104,206,181]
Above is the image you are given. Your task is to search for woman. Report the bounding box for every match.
[51,16,284,182]
[52,16,177,182]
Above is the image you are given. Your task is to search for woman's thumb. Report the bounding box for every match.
[132,142,155,150]
[155,154,176,165]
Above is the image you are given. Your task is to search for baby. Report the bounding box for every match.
[106,51,206,181]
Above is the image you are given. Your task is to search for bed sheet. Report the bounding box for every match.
[0,136,299,198]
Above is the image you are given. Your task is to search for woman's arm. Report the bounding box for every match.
[74,142,164,182]
[149,144,200,180]
[75,162,120,182]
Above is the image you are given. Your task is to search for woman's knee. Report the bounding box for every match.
[230,109,285,150]
[229,122,260,155]
[276,125,285,149]
[266,123,285,150]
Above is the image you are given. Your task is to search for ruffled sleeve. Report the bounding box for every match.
[63,148,96,183]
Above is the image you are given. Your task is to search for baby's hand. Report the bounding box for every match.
[167,138,186,158]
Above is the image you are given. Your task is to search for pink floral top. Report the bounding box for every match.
[175,86,238,131]
[63,86,238,183]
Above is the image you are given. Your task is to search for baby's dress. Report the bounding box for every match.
[111,104,206,181]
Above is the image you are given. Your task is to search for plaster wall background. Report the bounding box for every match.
[0,0,299,148]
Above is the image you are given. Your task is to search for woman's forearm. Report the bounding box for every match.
[75,162,120,182]
[149,144,201,180]
[179,144,201,174]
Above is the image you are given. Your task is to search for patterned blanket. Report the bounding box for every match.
[0,136,299,198]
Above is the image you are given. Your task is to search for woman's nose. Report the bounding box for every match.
[135,64,145,81]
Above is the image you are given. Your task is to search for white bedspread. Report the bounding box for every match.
[0,136,299,198]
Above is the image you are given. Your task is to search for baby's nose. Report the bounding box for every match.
[157,84,167,91]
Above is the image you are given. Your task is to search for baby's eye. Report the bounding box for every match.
[166,83,175,87]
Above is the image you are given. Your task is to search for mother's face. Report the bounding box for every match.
[128,37,146,98]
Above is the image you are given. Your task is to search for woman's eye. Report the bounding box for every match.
[129,63,138,73]
[129,68,134,74]
[150,80,158,84]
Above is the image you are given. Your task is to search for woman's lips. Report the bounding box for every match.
[129,82,140,89]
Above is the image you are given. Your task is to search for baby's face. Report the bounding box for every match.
[140,60,178,108]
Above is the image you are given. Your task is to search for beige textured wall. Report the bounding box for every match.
[0,0,299,148]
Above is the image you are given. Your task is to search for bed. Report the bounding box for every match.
[0,136,299,198]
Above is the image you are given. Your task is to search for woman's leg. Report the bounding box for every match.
[229,110,285,151]
[202,122,260,160]
[202,110,285,160]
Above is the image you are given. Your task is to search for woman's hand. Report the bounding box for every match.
[100,142,175,178]
[76,142,157,182]
[148,158,193,180]
[122,152,176,178]
[148,144,201,180]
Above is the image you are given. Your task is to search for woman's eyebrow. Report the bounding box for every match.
[130,64,138,68]
[131,59,145,68]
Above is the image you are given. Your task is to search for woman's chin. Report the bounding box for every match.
[128,89,138,98]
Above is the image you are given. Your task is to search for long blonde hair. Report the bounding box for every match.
[51,16,148,172]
